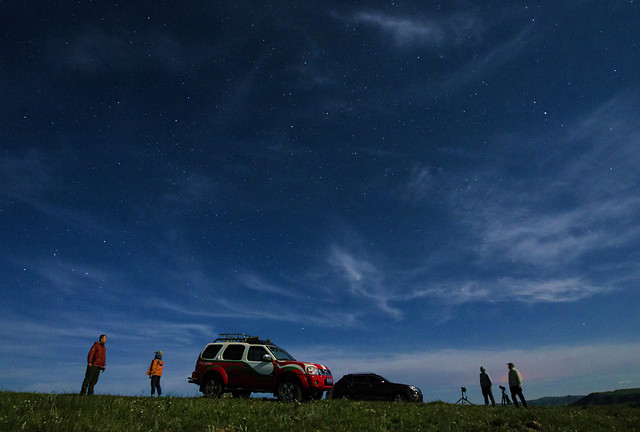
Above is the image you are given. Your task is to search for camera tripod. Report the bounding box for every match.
[456,387,471,405]
[500,386,511,406]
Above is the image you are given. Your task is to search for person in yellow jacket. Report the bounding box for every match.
[146,350,163,397]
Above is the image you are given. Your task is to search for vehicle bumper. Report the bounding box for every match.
[304,375,334,392]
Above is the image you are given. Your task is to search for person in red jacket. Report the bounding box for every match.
[146,350,164,397]
[80,334,107,395]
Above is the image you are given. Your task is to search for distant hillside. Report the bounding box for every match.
[528,395,584,406]
[571,388,640,407]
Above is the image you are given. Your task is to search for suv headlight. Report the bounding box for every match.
[306,366,319,375]
[409,386,420,393]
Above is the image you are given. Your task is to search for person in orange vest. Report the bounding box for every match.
[80,334,107,395]
[146,350,164,397]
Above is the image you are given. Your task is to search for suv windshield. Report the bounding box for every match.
[267,345,295,360]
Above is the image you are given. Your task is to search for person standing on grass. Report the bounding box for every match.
[507,362,528,408]
[147,350,164,397]
[80,334,107,395]
[479,366,496,406]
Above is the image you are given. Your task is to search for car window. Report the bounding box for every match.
[247,346,269,361]
[201,344,222,360]
[354,376,368,385]
[222,344,245,360]
[267,346,296,360]
[369,376,384,385]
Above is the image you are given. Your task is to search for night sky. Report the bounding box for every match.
[2,1,639,401]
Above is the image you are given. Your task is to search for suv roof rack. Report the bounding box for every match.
[215,333,273,344]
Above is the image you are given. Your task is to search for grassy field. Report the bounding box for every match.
[1,392,639,432]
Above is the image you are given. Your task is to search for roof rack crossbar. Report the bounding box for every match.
[214,333,272,344]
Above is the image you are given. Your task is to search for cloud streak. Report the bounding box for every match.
[328,245,403,319]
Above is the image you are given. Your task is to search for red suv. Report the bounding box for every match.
[188,334,333,401]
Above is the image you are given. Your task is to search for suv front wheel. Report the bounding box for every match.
[203,376,224,398]
[277,378,302,402]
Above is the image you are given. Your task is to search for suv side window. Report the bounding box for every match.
[201,344,222,360]
[222,344,245,360]
[247,346,268,361]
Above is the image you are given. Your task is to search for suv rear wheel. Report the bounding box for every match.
[203,376,223,398]
[277,378,302,402]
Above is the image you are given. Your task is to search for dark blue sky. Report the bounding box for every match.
[2,0,639,400]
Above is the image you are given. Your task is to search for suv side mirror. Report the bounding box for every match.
[262,354,273,362]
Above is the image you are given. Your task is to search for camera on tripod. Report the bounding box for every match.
[499,385,511,405]
[456,387,470,404]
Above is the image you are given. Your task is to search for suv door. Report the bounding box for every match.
[245,345,275,390]
[221,344,246,385]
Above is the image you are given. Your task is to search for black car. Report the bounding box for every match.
[331,373,423,402]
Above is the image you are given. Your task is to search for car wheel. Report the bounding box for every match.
[203,376,223,398]
[393,392,408,402]
[277,378,303,402]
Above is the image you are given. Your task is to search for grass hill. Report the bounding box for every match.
[3,391,640,431]
[571,388,640,407]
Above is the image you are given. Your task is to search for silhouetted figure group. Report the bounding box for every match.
[478,363,527,408]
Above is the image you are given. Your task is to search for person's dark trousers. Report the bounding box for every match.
[80,365,101,395]
[150,375,162,396]
[510,386,527,408]
[482,388,496,406]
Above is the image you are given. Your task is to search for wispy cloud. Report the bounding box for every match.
[328,245,402,319]
[150,297,359,328]
[438,24,534,92]
[352,12,446,47]
[469,94,640,270]
[402,165,439,203]
[236,272,306,299]
[349,10,485,49]
[476,205,606,267]
[407,277,610,305]
[312,104,639,314]
[28,259,111,295]
[394,90,640,308]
